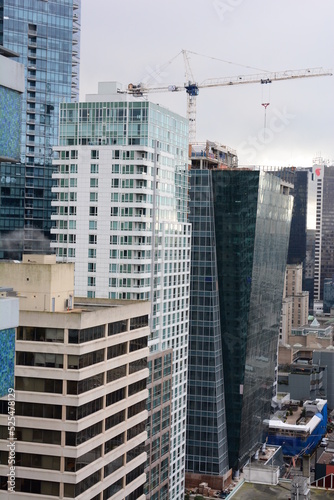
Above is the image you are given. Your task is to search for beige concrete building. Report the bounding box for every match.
[0,256,149,499]
[280,264,309,344]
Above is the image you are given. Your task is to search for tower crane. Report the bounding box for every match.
[124,51,332,143]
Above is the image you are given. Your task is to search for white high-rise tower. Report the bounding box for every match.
[51,82,191,499]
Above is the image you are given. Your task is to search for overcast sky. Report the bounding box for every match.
[79,0,333,169]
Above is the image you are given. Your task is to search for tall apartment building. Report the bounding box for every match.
[0,255,149,499]
[187,165,292,475]
[304,229,316,310]
[50,82,191,500]
[313,164,334,305]
[0,0,80,259]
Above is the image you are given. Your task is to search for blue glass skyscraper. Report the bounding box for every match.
[0,0,80,258]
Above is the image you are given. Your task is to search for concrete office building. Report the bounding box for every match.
[0,0,80,259]
[187,164,292,476]
[0,255,149,499]
[50,82,191,500]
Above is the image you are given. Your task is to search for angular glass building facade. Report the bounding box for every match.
[0,0,80,259]
[187,168,292,472]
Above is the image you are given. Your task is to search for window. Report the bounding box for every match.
[91,150,99,159]
[16,352,63,368]
[122,165,134,174]
[122,179,134,188]
[67,349,104,370]
[66,422,102,446]
[66,398,103,421]
[107,366,127,384]
[108,320,127,336]
[129,336,148,352]
[17,327,64,343]
[70,164,77,173]
[88,234,97,244]
[110,207,119,216]
[90,164,99,174]
[89,220,97,230]
[104,433,124,454]
[111,179,119,188]
[90,192,98,202]
[90,178,98,188]
[16,377,62,394]
[112,164,119,173]
[107,343,127,359]
[70,178,77,187]
[89,206,98,216]
[130,315,149,330]
[106,388,125,407]
[87,277,96,287]
[88,249,96,258]
[88,262,96,272]
[68,325,104,344]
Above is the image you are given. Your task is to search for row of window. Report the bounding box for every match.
[0,413,146,452]
[14,365,147,395]
[17,317,148,344]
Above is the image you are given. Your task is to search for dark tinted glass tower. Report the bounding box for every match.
[187,168,292,472]
[272,168,308,265]
[0,0,80,258]
[287,170,308,265]
[187,169,229,478]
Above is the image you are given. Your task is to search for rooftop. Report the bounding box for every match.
[230,481,333,499]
